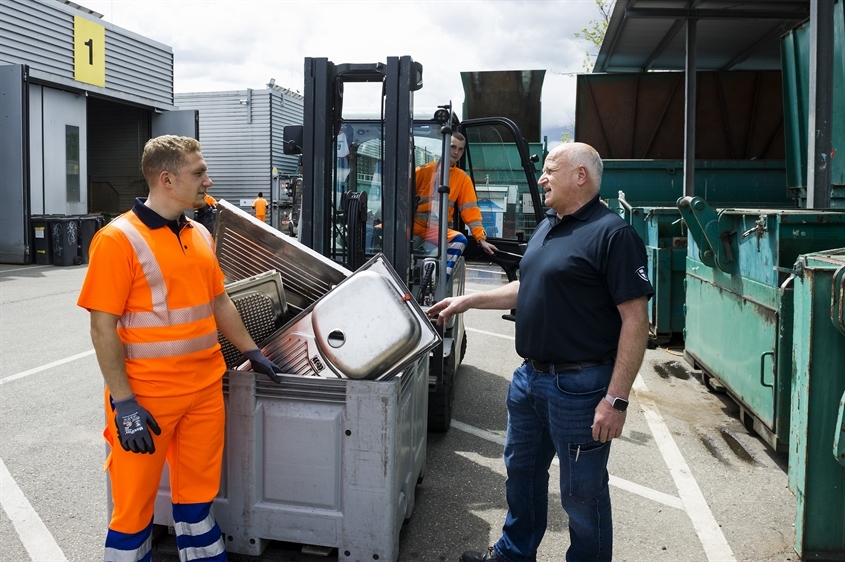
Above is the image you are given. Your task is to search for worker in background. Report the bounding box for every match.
[194,191,217,235]
[78,135,284,562]
[414,132,497,280]
[428,143,653,562]
[252,191,268,223]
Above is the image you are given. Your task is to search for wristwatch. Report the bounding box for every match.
[605,393,629,412]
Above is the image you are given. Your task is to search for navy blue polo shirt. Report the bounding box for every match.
[515,195,654,364]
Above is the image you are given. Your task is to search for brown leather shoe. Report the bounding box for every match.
[460,547,502,561]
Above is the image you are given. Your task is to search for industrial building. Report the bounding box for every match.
[173,86,304,215]
[0,0,200,264]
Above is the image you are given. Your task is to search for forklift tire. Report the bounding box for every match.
[427,347,455,433]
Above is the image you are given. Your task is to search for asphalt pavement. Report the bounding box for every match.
[0,262,797,562]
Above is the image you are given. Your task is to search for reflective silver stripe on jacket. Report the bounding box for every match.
[103,534,152,562]
[124,331,219,360]
[415,211,439,222]
[191,218,214,252]
[109,217,218,359]
[113,217,215,330]
[112,217,169,329]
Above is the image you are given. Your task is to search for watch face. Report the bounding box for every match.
[613,398,629,412]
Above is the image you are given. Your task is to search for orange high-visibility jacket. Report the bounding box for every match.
[78,210,226,397]
[252,197,268,221]
[414,161,487,243]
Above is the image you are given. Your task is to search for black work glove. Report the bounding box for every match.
[113,395,161,454]
[243,349,284,383]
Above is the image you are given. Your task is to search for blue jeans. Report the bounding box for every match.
[494,361,614,562]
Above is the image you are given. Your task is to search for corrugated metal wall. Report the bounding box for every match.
[175,89,303,208]
[271,89,304,177]
[0,0,173,107]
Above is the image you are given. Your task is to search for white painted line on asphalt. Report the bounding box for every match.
[632,375,736,562]
[452,420,506,446]
[451,420,685,511]
[466,267,506,275]
[0,265,52,274]
[465,327,515,341]
[0,458,68,562]
[607,475,685,510]
[0,349,95,386]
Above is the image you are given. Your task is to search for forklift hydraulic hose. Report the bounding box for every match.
[417,261,436,303]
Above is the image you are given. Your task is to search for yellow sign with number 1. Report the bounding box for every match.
[74,15,105,87]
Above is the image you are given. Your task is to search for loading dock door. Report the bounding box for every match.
[0,65,30,264]
[152,110,199,139]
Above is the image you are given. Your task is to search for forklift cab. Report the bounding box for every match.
[284,56,545,430]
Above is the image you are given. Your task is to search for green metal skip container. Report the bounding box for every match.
[789,248,845,559]
[679,196,845,451]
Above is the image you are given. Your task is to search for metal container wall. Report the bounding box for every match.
[575,71,786,161]
[788,248,845,559]
[683,206,845,450]
[154,361,428,561]
[609,201,686,343]
[781,3,845,199]
[601,160,791,207]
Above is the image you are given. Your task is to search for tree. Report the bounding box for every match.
[574,0,614,72]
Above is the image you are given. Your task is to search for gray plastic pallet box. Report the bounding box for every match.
[153,360,428,561]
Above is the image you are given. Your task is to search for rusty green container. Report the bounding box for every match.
[680,196,845,450]
[609,198,686,343]
[781,1,845,207]
[789,248,845,559]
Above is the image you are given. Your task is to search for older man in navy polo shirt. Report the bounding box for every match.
[428,142,654,562]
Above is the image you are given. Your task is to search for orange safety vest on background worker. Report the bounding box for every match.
[252,195,268,222]
[414,161,487,244]
[78,202,227,561]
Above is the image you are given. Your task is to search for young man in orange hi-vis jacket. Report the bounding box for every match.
[252,192,268,222]
[78,135,284,562]
[414,132,497,280]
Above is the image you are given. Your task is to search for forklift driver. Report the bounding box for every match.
[414,132,497,280]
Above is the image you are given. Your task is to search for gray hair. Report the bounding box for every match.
[553,142,603,192]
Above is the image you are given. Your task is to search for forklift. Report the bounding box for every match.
[284,56,545,431]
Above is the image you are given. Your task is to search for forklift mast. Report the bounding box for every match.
[286,55,545,431]
[298,56,422,280]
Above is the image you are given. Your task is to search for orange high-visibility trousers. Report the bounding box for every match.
[103,381,225,534]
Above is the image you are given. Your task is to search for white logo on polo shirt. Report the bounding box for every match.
[636,266,649,282]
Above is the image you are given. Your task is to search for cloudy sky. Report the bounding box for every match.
[78,0,607,142]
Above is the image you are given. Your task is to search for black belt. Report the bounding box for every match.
[527,358,614,373]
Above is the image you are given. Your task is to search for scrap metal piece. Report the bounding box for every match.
[218,271,287,369]
[245,254,441,381]
[214,199,350,317]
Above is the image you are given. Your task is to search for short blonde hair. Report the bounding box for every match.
[141,135,201,184]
